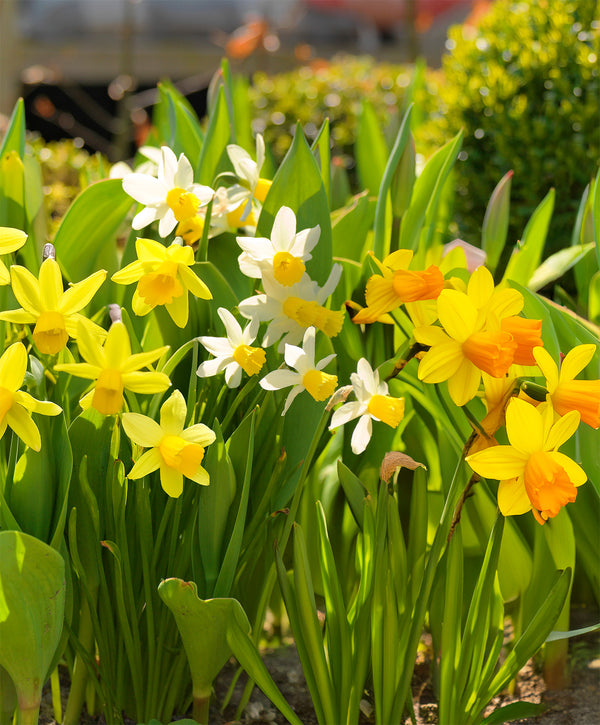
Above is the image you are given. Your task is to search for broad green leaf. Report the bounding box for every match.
[196,85,231,186]
[589,271,600,323]
[398,130,462,254]
[0,98,25,158]
[0,531,65,718]
[311,118,331,206]
[337,460,366,529]
[482,701,546,724]
[158,83,204,167]
[355,100,388,198]
[390,133,416,218]
[502,188,555,286]
[528,243,595,291]
[257,125,332,286]
[546,621,600,642]
[52,179,132,285]
[482,170,512,274]
[593,167,600,269]
[0,150,25,231]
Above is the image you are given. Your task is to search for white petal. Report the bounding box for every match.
[291,225,320,257]
[197,336,234,357]
[160,146,178,185]
[316,353,336,370]
[284,343,305,371]
[174,153,193,189]
[217,307,243,344]
[237,235,274,261]
[330,401,363,429]
[282,385,303,414]
[271,207,296,249]
[197,356,231,378]
[224,362,242,387]
[256,134,265,171]
[260,369,301,391]
[351,415,373,454]
[132,206,160,230]
[319,264,343,301]
[123,174,165,205]
[158,209,177,237]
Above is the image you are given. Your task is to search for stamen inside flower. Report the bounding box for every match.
[366,394,405,427]
[500,316,543,365]
[0,387,13,424]
[166,187,200,221]
[273,252,305,286]
[302,369,338,402]
[392,265,444,303]
[282,297,344,338]
[137,261,183,306]
[462,330,517,377]
[552,380,600,429]
[33,310,69,354]
[232,344,266,376]
[524,450,577,522]
[254,178,272,202]
[159,434,205,477]
[92,369,124,415]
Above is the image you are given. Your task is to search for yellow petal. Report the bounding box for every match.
[75,319,107,368]
[112,260,146,285]
[545,409,580,451]
[497,476,532,515]
[559,344,597,384]
[363,275,399,316]
[10,265,42,315]
[6,405,41,450]
[0,227,27,254]
[180,423,217,447]
[533,346,558,392]
[53,362,103,380]
[165,291,189,328]
[0,308,36,324]
[467,266,494,307]
[438,289,477,342]
[0,260,10,285]
[505,398,543,455]
[417,340,463,383]
[128,448,162,479]
[121,346,169,374]
[122,412,164,447]
[413,324,449,346]
[488,288,523,319]
[547,451,588,486]
[105,322,131,369]
[179,265,212,300]
[187,465,210,486]
[136,237,167,262]
[159,464,184,497]
[0,342,27,391]
[159,390,187,435]
[13,391,62,416]
[59,269,107,315]
[38,258,63,311]
[447,358,481,406]
[466,445,529,479]
[121,370,171,394]
[132,288,155,317]
[382,249,413,271]
[166,242,195,265]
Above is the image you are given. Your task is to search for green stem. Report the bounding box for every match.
[16,706,39,725]
[192,691,211,725]
[63,596,95,725]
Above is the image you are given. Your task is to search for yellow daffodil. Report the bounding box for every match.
[0,256,106,355]
[533,344,600,428]
[467,398,587,525]
[0,227,28,285]
[0,342,62,450]
[351,250,444,324]
[112,238,212,328]
[54,320,170,415]
[122,389,215,497]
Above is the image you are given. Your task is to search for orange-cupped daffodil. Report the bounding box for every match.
[533,344,600,428]
[0,256,107,355]
[466,398,587,525]
[0,342,62,450]
[111,238,212,328]
[122,389,216,497]
[54,320,170,415]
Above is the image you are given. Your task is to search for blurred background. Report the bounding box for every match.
[0,0,475,159]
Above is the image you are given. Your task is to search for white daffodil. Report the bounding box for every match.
[237,206,320,285]
[109,145,163,179]
[329,358,405,455]
[260,327,337,414]
[196,307,266,388]
[238,265,344,352]
[122,146,214,237]
[226,134,272,223]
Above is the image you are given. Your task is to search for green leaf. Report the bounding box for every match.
[0,531,66,716]
[0,98,25,158]
[196,85,231,186]
[157,82,204,167]
[337,460,367,530]
[593,167,600,269]
[528,243,595,291]
[52,178,133,285]
[481,700,546,724]
[482,170,512,274]
[546,621,600,643]
[311,118,331,206]
[502,188,555,286]
[257,124,332,286]
[355,100,388,198]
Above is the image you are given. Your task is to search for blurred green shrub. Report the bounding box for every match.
[249,55,436,163]
[417,0,600,253]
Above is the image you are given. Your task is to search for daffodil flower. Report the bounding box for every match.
[352,249,444,324]
[122,146,214,237]
[329,358,405,455]
[196,307,266,388]
[260,327,337,414]
[533,344,600,428]
[54,320,171,415]
[0,257,107,355]
[111,238,212,328]
[237,206,320,286]
[122,389,215,497]
[0,227,28,285]
[239,266,344,352]
[226,134,272,222]
[0,342,62,450]
[466,398,587,524]
[414,287,519,406]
